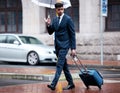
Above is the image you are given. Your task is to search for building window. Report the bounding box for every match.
[106,0,120,31]
[46,0,79,32]
[0,0,22,33]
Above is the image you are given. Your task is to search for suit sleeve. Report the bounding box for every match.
[67,17,76,49]
[46,19,55,35]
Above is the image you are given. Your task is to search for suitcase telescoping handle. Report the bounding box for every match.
[71,55,87,73]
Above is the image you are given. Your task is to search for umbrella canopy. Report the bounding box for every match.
[31,0,71,9]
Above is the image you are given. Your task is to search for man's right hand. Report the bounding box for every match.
[44,15,51,26]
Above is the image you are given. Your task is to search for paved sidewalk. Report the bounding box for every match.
[0,60,120,93]
[0,80,120,93]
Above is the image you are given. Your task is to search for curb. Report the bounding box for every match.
[0,73,79,81]
[0,72,120,82]
[0,65,119,82]
[0,73,54,81]
[0,73,81,82]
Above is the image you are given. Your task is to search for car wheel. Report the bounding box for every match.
[27,51,39,65]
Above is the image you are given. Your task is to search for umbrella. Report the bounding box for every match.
[31,0,71,9]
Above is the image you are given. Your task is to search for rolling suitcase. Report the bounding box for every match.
[71,55,103,89]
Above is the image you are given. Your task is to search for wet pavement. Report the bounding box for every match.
[0,80,120,93]
[0,60,120,93]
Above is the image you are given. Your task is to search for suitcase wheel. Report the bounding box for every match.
[86,86,89,89]
[98,85,102,89]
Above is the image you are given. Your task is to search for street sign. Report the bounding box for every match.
[101,0,108,17]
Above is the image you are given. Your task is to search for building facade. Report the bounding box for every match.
[0,0,120,61]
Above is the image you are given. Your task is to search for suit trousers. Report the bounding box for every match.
[51,48,74,87]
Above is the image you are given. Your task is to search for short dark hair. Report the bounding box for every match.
[55,2,63,8]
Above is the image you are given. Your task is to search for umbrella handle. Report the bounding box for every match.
[50,0,52,8]
[48,14,50,18]
[47,0,52,19]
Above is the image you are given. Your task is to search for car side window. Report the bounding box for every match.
[7,36,18,44]
[0,35,6,43]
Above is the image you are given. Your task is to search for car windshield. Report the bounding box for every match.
[19,36,43,44]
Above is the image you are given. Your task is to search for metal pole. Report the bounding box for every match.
[100,0,103,65]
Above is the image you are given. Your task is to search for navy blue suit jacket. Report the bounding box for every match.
[47,14,76,50]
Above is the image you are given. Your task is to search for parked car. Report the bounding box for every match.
[0,34,57,65]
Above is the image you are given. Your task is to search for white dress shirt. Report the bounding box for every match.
[58,13,64,24]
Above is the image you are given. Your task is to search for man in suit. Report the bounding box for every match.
[45,2,76,90]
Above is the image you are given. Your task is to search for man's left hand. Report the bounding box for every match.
[71,49,76,56]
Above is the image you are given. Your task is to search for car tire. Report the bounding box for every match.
[27,51,39,65]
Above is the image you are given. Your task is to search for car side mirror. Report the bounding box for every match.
[13,40,20,45]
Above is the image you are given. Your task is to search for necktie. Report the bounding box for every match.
[58,16,60,24]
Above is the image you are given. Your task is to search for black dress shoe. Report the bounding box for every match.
[63,84,75,90]
[47,84,55,90]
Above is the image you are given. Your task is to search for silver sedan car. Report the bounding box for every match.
[0,34,57,65]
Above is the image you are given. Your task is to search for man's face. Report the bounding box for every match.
[56,7,64,16]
